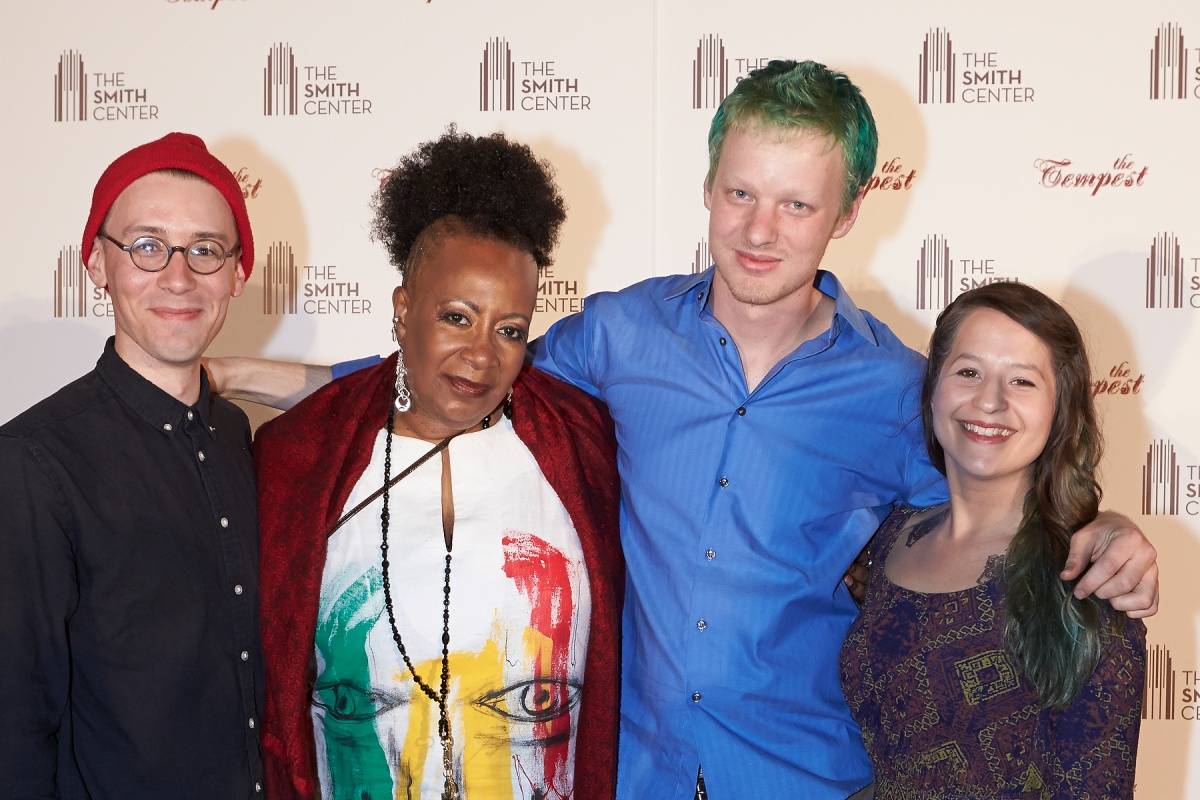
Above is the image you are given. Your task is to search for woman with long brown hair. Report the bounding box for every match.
[840,282,1146,798]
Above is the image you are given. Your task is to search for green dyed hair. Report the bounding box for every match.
[706,59,878,214]
[922,282,1117,709]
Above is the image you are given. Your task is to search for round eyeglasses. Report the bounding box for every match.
[100,232,240,275]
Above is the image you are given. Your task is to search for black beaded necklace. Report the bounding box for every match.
[377,398,504,800]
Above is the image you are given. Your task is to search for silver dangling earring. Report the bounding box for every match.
[394,346,412,413]
[390,315,400,343]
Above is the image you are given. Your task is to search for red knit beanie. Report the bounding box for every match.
[81,132,255,277]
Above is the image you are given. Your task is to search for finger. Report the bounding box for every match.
[1070,527,1151,597]
[1109,567,1160,617]
[1060,522,1099,580]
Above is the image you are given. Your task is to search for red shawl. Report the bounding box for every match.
[254,355,622,799]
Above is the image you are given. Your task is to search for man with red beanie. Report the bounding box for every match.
[0,133,263,798]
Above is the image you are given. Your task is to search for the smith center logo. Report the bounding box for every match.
[1141,438,1200,517]
[1149,23,1200,100]
[1144,232,1200,309]
[914,234,1018,311]
[53,50,159,122]
[1143,644,1200,721]
[263,43,374,117]
[691,34,775,109]
[260,242,371,316]
[478,37,592,112]
[51,245,112,319]
[917,28,1036,105]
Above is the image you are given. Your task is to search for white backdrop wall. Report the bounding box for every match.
[1,1,1198,796]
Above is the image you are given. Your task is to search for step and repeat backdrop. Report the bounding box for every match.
[2,0,1198,795]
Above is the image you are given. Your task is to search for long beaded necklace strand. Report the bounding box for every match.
[379,396,458,800]
[377,400,504,800]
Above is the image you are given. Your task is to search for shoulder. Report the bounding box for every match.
[514,365,610,428]
[256,355,391,448]
[210,394,251,434]
[582,273,697,318]
[0,370,105,442]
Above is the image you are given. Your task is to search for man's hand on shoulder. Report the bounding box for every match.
[1062,510,1159,619]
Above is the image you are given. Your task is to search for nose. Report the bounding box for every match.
[460,328,499,371]
[156,249,198,293]
[745,203,778,248]
[974,376,1007,413]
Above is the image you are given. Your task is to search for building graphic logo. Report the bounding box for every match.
[1142,439,1180,516]
[53,246,87,318]
[1146,232,1184,309]
[54,50,87,122]
[1143,644,1177,720]
[264,43,299,116]
[1150,23,1188,100]
[691,238,711,274]
[916,234,953,310]
[918,28,956,104]
[692,34,729,109]
[480,37,515,111]
[262,241,299,315]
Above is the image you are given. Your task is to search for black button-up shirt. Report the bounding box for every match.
[0,339,263,798]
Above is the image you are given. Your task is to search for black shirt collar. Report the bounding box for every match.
[95,337,214,435]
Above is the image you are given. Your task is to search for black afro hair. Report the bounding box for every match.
[371,127,567,275]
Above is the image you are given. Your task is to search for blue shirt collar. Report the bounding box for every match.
[664,267,879,347]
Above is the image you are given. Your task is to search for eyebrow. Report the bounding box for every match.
[954,352,1047,376]
[123,224,233,242]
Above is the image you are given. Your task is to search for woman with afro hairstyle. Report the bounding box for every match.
[254,128,623,800]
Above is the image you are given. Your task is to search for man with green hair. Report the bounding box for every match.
[213,60,1158,797]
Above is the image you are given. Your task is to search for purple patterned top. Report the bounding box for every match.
[840,507,1146,799]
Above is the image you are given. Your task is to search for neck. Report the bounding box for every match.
[711,270,832,389]
[389,398,506,442]
[113,337,202,405]
[943,467,1031,545]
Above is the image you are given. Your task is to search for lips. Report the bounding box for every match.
[734,249,782,274]
[958,420,1016,443]
[150,307,203,321]
[445,375,491,398]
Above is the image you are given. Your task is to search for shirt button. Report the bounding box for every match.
[234,584,244,596]
[186,410,194,421]
[162,423,173,432]
[255,783,262,793]
[219,517,229,528]
[719,337,727,346]
[736,406,746,416]
[696,619,708,631]
[718,476,729,488]
[241,650,250,661]
[248,717,255,729]
[691,692,702,703]
[705,548,716,560]
[197,450,206,462]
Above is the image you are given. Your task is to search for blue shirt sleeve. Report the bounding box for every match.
[529,308,603,400]
[331,355,382,380]
[901,414,948,506]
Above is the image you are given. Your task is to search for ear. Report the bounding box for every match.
[391,284,410,340]
[85,239,108,289]
[703,175,714,211]
[830,188,866,240]
[230,259,248,298]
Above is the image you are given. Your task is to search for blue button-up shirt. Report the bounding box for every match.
[532,269,948,798]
